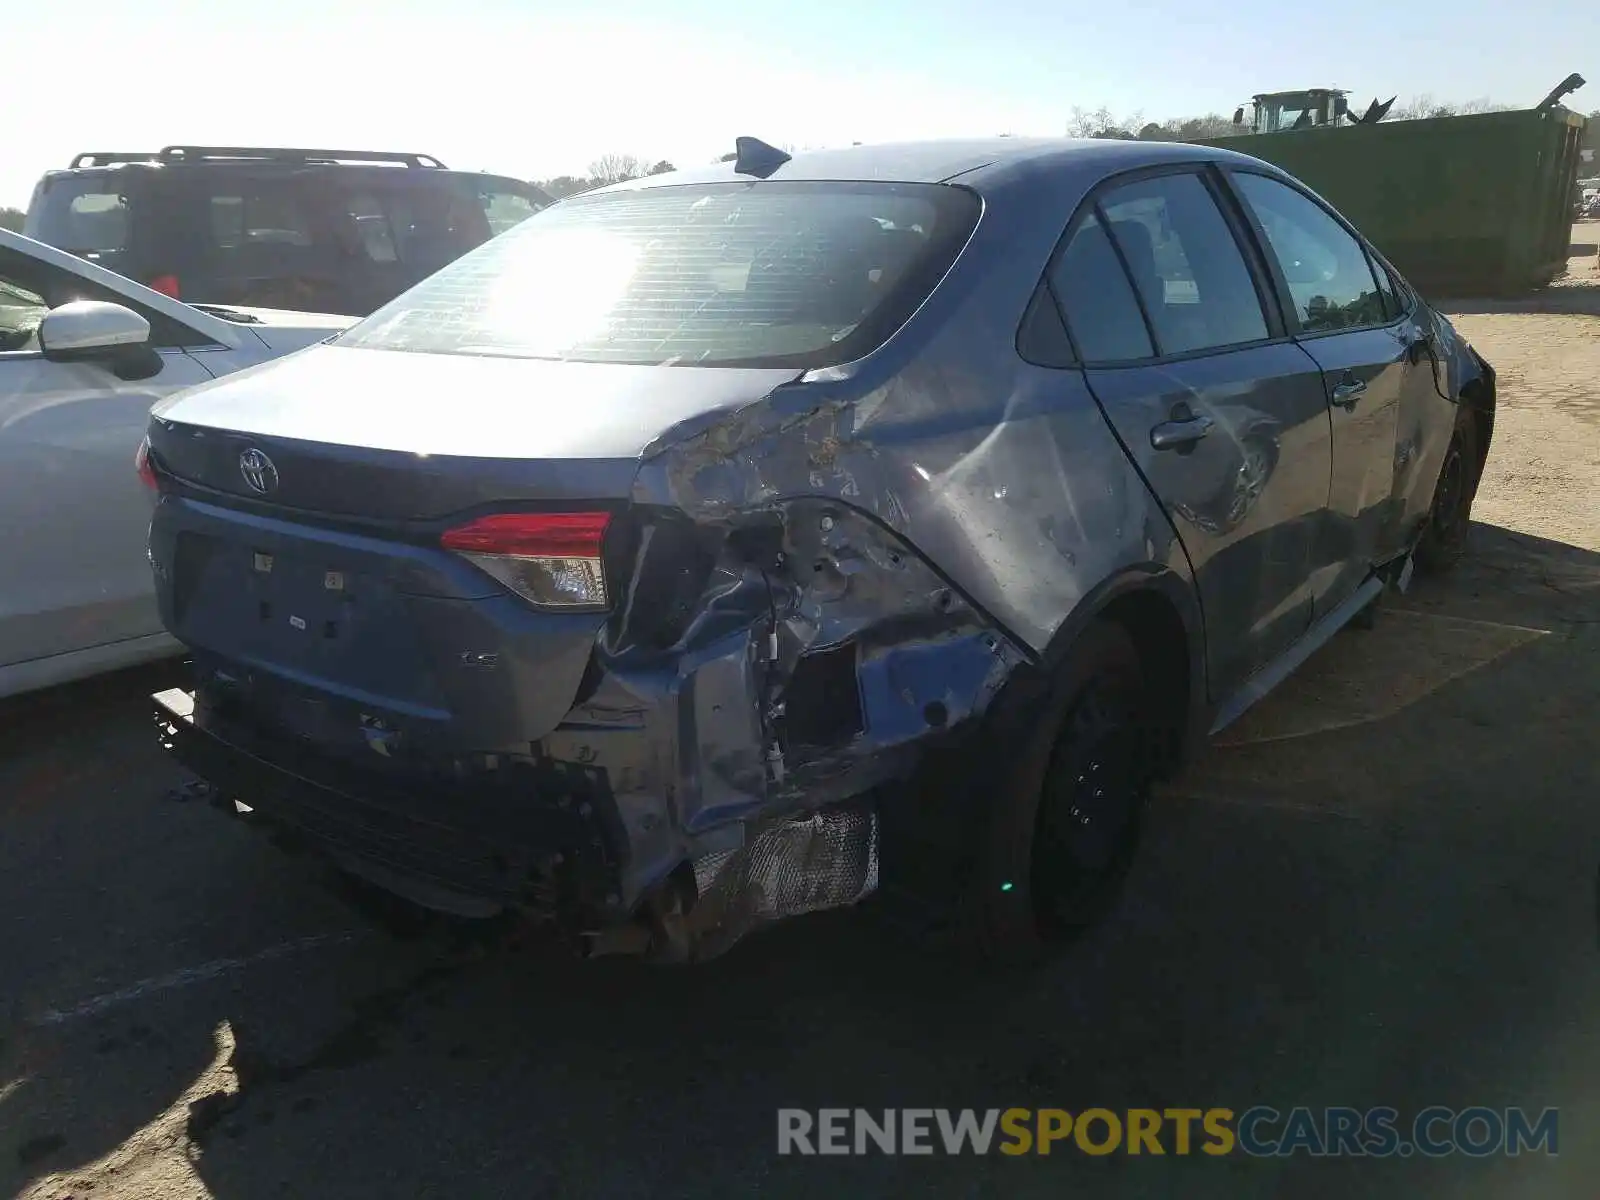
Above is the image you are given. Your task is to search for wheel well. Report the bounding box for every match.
[1459,374,1495,489]
[1094,589,1191,777]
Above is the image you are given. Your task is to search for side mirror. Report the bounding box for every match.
[37,301,161,381]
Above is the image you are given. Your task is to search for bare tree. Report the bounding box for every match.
[1168,113,1239,139]
[587,153,647,185]
[1067,106,1119,138]
[539,175,592,199]
[1067,105,1148,140]
[0,207,22,233]
[1454,97,1514,115]
[1382,95,1509,121]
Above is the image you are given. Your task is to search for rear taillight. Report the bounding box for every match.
[135,436,158,491]
[148,274,181,299]
[441,512,612,610]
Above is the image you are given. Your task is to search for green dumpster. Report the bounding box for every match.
[1198,105,1587,297]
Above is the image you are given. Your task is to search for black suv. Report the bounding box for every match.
[23,146,554,316]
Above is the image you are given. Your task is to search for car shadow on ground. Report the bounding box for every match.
[4,522,1597,1198]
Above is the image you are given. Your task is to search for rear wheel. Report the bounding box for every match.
[963,620,1152,963]
[1415,409,1479,575]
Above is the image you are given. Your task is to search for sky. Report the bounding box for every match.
[6,0,1594,207]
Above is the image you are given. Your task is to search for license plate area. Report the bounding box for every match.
[247,549,364,647]
[169,525,451,719]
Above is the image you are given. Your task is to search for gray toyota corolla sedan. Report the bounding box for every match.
[144,136,1494,962]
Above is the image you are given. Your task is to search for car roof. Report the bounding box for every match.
[600,136,1273,194]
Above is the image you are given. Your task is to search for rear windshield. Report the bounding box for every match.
[25,175,131,260]
[332,181,981,368]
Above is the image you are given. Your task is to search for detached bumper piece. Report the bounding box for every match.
[152,688,623,923]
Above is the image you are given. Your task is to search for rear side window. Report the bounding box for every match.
[1049,212,1154,361]
[333,182,490,273]
[1231,173,1387,333]
[344,192,401,263]
[1097,173,1269,355]
[336,181,980,368]
[1370,255,1403,319]
[208,183,316,248]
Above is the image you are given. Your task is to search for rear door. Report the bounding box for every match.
[1225,170,1407,614]
[1051,166,1334,699]
[0,245,218,671]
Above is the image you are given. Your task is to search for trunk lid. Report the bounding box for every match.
[154,342,801,469]
[150,343,801,517]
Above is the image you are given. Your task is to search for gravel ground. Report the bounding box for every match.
[1,281,1597,1199]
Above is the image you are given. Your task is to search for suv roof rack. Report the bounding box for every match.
[69,151,162,168]
[156,145,447,168]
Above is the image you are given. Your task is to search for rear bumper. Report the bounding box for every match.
[144,494,1025,955]
[152,687,624,924]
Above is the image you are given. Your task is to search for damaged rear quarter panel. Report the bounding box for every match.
[1390,306,1496,543]
[573,168,1199,908]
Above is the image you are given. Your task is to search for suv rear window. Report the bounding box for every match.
[25,176,130,258]
[334,181,981,368]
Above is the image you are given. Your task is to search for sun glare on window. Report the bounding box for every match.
[474,228,640,355]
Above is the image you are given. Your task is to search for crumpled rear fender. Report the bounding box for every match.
[1390,308,1496,545]
[561,187,1205,953]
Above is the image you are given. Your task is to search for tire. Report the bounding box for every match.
[961,619,1152,964]
[1414,407,1479,576]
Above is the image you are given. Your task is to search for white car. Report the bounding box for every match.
[0,227,355,700]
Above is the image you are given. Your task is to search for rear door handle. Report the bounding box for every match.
[1330,377,1367,411]
[1150,412,1215,451]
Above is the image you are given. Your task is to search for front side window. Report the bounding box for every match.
[0,246,207,350]
[0,268,46,353]
[1232,173,1387,333]
[336,181,980,368]
[1096,172,1270,355]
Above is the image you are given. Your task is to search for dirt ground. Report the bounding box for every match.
[0,278,1597,1198]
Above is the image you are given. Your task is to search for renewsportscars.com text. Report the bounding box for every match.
[776,1106,1559,1158]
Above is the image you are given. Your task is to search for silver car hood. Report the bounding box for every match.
[152,343,803,460]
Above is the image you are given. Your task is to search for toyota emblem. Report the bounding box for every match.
[238,448,279,495]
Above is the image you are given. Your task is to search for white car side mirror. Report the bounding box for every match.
[37,300,160,380]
